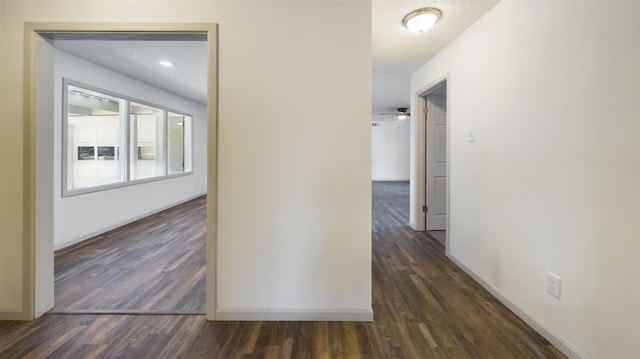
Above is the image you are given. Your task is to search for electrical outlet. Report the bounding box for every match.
[547,272,561,299]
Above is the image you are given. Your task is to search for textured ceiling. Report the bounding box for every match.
[53,1,499,108]
[54,39,208,105]
[372,0,499,75]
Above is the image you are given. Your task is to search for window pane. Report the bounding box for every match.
[66,85,125,191]
[131,103,165,180]
[167,112,191,174]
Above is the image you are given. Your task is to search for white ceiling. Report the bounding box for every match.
[372,0,500,74]
[372,73,410,115]
[53,1,499,108]
[54,39,208,105]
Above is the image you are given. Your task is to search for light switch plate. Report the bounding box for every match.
[467,128,475,142]
[547,272,561,299]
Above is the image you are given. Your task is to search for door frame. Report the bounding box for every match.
[23,22,219,320]
[411,75,450,256]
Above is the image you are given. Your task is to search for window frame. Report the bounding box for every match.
[62,78,194,197]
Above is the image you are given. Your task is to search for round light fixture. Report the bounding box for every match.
[403,8,442,34]
[159,60,174,67]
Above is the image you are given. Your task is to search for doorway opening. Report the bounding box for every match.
[24,24,218,320]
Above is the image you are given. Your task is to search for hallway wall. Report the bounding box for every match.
[0,0,371,320]
[371,120,410,181]
[411,1,640,358]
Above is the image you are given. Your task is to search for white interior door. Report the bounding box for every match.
[425,94,447,230]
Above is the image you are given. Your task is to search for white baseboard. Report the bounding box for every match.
[54,193,207,251]
[214,308,374,321]
[0,309,26,320]
[448,254,587,359]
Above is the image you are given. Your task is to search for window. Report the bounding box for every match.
[167,112,192,175]
[63,80,193,196]
[131,102,165,180]
[65,85,126,191]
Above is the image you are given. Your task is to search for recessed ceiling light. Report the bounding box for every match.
[159,61,174,67]
[403,8,442,34]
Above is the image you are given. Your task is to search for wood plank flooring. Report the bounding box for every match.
[0,182,566,358]
[426,230,446,247]
[52,196,206,313]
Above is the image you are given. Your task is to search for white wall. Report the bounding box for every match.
[411,1,640,358]
[52,49,208,249]
[371,120,410,181]
[372,73,410,180]
[0,0,371,320]
[0,1,23,317]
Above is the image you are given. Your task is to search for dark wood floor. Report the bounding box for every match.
[52,196,206,314]
[427,230,446,247]
[0,182,566,358]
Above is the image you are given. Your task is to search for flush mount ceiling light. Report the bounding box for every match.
[403,8,442,34]
[159,60,174,67]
